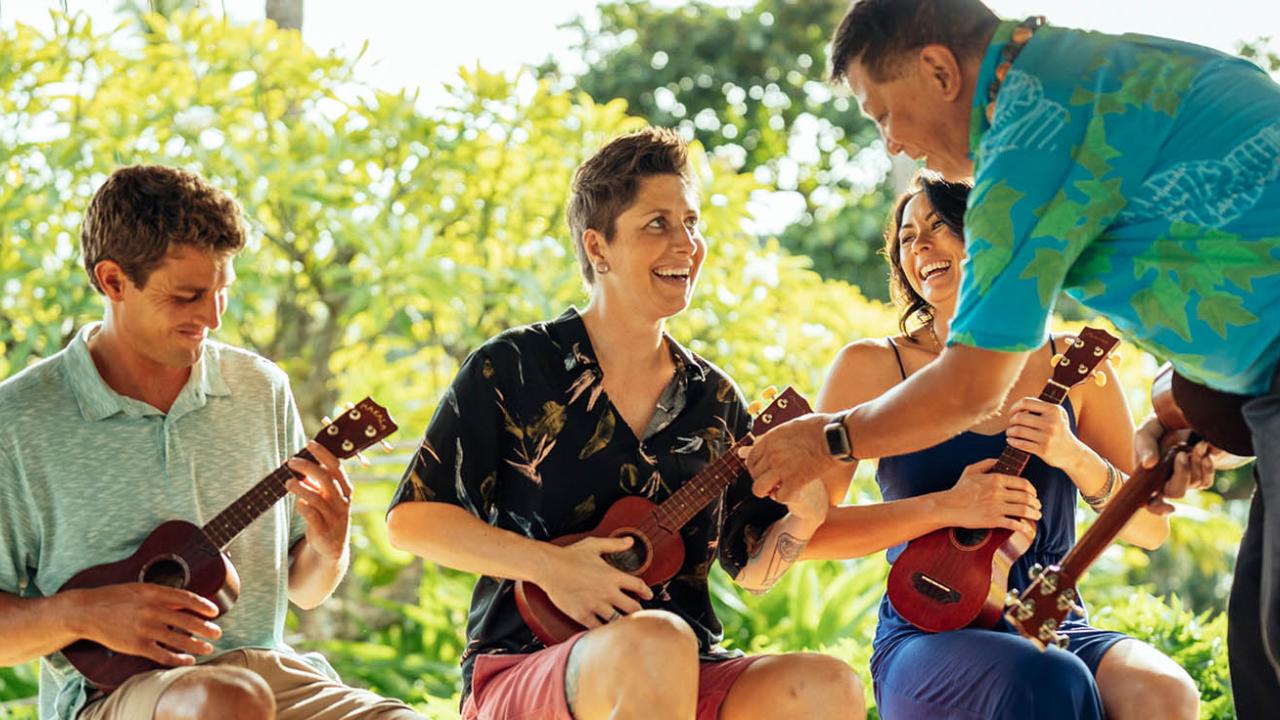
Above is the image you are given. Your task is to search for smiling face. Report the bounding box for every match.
[896,192,966,311]
[102,245,236,368]
[845,48,976,180]
[584,173,706,322]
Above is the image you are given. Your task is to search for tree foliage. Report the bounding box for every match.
[0,10,1247,719]
[547,0,901,295]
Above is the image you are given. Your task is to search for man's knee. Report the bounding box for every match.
[155,667,275,720]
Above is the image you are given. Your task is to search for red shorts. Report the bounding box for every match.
[461,632,764,720]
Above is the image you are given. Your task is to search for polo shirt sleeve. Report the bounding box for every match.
[950,70,1129,352]
[0,448,37,596]
[715,387,787,579]
[388,346,504,523]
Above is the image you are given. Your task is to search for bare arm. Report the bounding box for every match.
[285,442,354,609]
[0,591,82,665]
[734,484,827,593]
[0,586,220,668]
[387,501,558,583]
[387,501,652,628]
[746,344,1027,497]
[845,344,1027,459]
[798,340,1040,561]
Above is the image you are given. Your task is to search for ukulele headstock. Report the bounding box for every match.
[745,386,811,440]
[314,397,399,460]
[1050,327,1120,391]
[1004,562,1081,650]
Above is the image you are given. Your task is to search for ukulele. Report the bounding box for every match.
[886,328,1120,633]
[514,386,811,645]
[59,397,398,691]
[1006,363,1254,649]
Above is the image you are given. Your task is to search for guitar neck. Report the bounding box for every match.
[992,383,1070,477]
[1052,445,1182,585]
[654,442,748,530]
[201,448,313,549]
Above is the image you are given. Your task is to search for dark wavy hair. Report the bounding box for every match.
[884,170,972,338]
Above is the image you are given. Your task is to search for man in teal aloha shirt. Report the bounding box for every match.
[744,2,1280,717]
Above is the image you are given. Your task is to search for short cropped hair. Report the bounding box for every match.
[829,0,1000,83]
[81,165,246,293]
[566,127,694,285]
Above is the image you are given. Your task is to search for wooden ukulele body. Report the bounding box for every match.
[887,525,1034,632]
[514,495,683,645]
[886,328,1120,633]
[58,520,241,690]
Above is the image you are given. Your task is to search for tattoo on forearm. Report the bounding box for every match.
[761,532,808,588]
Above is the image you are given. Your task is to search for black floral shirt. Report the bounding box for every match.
[389,308,786,697]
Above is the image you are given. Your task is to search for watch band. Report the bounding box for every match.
[824,410,855,462]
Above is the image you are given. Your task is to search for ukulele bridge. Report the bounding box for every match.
[911,572,961,604]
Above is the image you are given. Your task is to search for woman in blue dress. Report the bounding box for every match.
[804,172,1200,719]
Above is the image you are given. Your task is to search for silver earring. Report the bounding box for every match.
[595,263,610,274]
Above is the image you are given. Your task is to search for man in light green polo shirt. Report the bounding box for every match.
[0,165,421,720]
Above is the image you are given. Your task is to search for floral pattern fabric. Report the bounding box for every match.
[389,307,786,697]
[954,20,1280,394]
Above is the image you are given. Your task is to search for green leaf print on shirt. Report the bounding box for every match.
[967,179,1026,294]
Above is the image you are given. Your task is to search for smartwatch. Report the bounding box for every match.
[824,410,855,463]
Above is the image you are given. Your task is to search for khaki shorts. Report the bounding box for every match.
[79,648,422,720]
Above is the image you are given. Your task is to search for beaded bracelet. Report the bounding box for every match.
[1082,459,1120,512]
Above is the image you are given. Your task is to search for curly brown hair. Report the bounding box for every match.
[566,127,694,285]
[884,170,972,338]
[81,165,246,294]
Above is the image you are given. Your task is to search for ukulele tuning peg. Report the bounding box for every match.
[1092,370,1107,387]
[1053,633,1070,650]
[1029,563,1044,580]
[380,439,394,453]
[747,400,765,416]
[1109,350,1122,363]
[1050,353,1064,368]
[321,416,334,427]
[345,402,356,410]
[761,386,778,401]
[356,452,370,468]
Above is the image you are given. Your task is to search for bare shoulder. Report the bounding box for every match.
[817,337,906,412]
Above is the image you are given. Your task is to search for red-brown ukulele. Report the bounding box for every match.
[1006,363,1254,649]
[514,386,810,645]
[58,397,398,691]
[886,328,1120,633]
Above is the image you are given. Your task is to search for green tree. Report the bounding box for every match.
[546,0,900,296]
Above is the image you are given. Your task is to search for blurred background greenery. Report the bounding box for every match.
[2,2,1276,718]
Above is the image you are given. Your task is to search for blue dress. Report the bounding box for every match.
[870,339,1127,719]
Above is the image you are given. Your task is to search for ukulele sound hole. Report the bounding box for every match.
[952,528,990,548]
[140,555,191,589]
[605,531,650,573]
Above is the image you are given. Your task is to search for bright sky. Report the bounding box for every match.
[3,0,1277,106]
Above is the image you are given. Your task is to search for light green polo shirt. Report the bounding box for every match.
[0,324,325,720]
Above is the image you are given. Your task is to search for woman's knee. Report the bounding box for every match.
[724,653,864,720]
[599,609,698,665]
[574,610,699,683]
[155,667,275,720]
[1010,650,1097,712]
